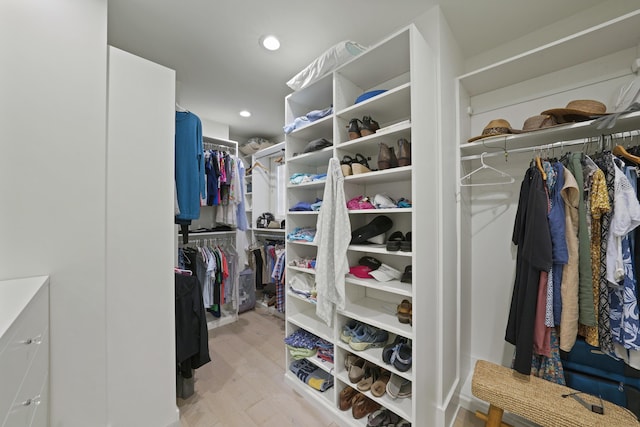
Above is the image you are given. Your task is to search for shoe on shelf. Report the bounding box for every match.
[349,325,389,351]
[367,408,399,427]
[341,155,354,176]
[391,342,412,372]
[352,393,381,419]
[372,194,396,209]
[360,116,380,136]
[347,118,362,140]
[401,265,412,284]
[348,358,368,383]
[339,386,358,411]
[396,299,412,324]
[341,319,364,343]
[357,364,380,392]
[370,369,391,397]
[377,143,392,170]
[382,335,408,364]
[386,231,404,251]
[397,138,411,166]
[352,153,371,174]
[350,215,393,245]
[400,231,412,252]
[386,373,411,399]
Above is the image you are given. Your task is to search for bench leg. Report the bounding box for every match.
[475,405,512,427]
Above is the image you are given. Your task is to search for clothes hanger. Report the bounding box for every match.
[613,144,640,164]
[175,102,189,112]
[459,152,515,187]
[534,152,547,180]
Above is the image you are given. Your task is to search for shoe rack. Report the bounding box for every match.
[283,24,439,425]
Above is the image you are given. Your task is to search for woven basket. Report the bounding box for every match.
[471,360,640,427]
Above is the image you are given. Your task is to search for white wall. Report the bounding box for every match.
[0,0,109,425]
[106,47,178,427]
[201,117,230,139]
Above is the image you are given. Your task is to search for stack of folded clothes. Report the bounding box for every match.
[289,359,334,392]
[289,173,326,185]
[289,198,323,211]
[316,339,334,364]
[287,227,316,242]
[284,329,334,362]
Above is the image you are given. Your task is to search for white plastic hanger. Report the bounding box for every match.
[460,152,515,187]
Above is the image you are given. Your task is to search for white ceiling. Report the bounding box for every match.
[107,0,614,144]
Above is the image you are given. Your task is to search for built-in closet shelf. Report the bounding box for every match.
[339,298,413,339]
[348,244,412,257]
[252,228,286,234]
[288,240,317,247]
[288,310,333,342]
[287,290,316,305]
[288,266,316,275]
[288,180,327,190]
[336,373,413,422]
[288,211,319,216]
[305,354,334,374]
[460,111,640,159]
[348,208,412,215]
[181,230,236,238]
[344,166,411,185]
[336,84,411,130]
[458,9,640,96]
[345,276,412,297]
[335,341,413,382]
[283,372,336,413]
[288,115,333,141]
[338,121,412,153]
[288,146,334,166]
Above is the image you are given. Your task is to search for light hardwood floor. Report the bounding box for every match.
[178,307,483,427]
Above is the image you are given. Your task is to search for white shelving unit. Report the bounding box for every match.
[283,24,440,426]
[455,8,640,421]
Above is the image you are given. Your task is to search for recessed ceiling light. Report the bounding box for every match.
[239,110,251,118]
[260,35,280,51]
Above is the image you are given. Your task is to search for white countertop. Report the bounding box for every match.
[0,276,49,339]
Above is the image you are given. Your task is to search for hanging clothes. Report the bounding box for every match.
[175,111,204,221]
[506,165,553,375]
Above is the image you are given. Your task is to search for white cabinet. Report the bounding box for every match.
[0,276,49,427]
[283,24,440,426]
[456,8,640,418]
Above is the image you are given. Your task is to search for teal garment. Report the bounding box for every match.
[567,153,596,326]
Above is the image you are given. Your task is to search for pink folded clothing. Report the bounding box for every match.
[347,195,375,210]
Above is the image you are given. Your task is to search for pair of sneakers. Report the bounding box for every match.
[341,320,389,351]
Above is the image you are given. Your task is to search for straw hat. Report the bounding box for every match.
[521,114,559,132]
[540,99,608,123]
[467,119,522,142]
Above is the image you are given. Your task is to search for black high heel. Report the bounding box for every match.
[346,118,362,140]
[361,116,380,136]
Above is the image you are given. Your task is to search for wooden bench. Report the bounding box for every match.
[471,359,640,427]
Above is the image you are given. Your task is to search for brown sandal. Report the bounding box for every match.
[371,369,391,397]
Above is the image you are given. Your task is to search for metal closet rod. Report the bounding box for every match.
[203,142,234,151]
[460,130,640,161]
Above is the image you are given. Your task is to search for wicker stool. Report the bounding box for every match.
[471,359,640,427]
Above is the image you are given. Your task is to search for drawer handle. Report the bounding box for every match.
[22,335,42,345]
[22,395,41,407]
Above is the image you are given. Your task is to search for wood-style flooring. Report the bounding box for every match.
[178,306,483,427]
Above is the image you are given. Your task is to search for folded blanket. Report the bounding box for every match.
[289,359,333,392]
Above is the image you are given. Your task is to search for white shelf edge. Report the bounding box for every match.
[335,82,411,117]
[348,244,412,257]
[345,276,412,297]
[288,266,317,275]
[348,208,412,214]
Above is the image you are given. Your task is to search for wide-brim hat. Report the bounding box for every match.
[468,119,522,143]
[540,99,609,123]
[521,114,560,132]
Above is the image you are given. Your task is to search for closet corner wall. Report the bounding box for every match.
[455,8,640,421]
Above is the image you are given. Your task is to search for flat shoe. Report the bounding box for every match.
[386,374,411,400]
[352,393,381,419]
[400,231,412,252]
[401,265,412,284]
[339,386,358,411]
[370,370,391,397]
[351,215,393,245]
[386,231,404,251]
[348,358,367,383]
[397,299,412,324]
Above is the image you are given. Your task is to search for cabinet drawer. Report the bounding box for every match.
[0,288,48,425]
[3,331,48,427]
